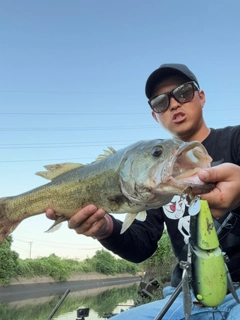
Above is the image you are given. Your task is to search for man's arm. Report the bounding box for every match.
[99,208,164,263]
[46,206,164,263]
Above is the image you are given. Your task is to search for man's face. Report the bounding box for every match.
[150,77,206,141]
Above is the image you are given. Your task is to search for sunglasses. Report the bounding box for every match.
[148,81,199,114]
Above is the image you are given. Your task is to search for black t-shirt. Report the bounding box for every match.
[100,125,240,286]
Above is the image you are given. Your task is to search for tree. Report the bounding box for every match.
[92,250,117,275]
[0,236,19,285]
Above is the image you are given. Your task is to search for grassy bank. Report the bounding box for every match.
[0,237,141,286]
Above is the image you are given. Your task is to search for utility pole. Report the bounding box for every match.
[29,241,33,259]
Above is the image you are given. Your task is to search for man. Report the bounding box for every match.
[47,64,240,319]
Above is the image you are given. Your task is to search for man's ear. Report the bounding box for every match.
[199,90,206,107]
[152,111,158,122]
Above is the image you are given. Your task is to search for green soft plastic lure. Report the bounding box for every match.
[189,199,227,307]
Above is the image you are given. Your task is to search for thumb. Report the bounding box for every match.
[198,167,217,183]
[198,163,233,183]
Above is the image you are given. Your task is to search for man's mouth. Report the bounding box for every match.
[172,112,186,122]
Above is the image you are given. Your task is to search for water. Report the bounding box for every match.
[55,299,134,319]
[0,283,139,320]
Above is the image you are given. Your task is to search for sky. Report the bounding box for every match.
[0,0,240,260]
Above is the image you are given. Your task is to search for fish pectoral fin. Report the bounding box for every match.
[120,213,138,234]
[36,162,84,180]
[135,211,147,222]
[120,211,148,234]
[45,216,67,233]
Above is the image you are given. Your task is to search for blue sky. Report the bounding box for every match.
[1,0,240,260]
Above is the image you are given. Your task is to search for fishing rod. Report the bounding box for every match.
[47,288,71,320]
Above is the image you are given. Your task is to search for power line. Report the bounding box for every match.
[0,124,154,132]
[13,236,102,247]
[0,108,238,115]
[0,90,140,94]
[1,120,239,132]
[0,111,149,116]
[0,157,93,163]
[0,140,134,149]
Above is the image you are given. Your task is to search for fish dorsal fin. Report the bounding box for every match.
[36,162,83,180]
[94,147,116,162]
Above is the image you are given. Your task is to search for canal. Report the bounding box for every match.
[0,276,141,319]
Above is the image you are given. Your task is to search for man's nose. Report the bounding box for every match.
[169,96,181,111]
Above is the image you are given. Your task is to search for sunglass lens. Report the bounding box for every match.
[151,94,169,113]
[173,83,194,103]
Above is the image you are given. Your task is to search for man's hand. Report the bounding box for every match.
[46,205,112,239]
[198,163,240,219]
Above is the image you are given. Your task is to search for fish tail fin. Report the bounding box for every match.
[0,197,20,243]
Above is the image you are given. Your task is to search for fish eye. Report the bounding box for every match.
[152,146,163,157]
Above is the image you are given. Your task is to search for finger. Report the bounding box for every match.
[68,205,99,228]
[45,208,56,220]
[198,163,237,183]
[201,188,229,219]
[198,166,225,183]
[200,188,220,207]
[68,207,106,230]
[75,217,106,237]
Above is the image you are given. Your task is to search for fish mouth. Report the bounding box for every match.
[159,141,214,195]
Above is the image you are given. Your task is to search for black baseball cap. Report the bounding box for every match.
[145,63,199,99]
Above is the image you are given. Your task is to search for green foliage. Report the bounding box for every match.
[1,248,140,285]
[132,230,177,306]
[115,258,139,275]
[77,258,94,273]
[0,236,19,285]
[150,231,174,263]
[89,250,140,275]
[17,254,74,281]
[91,250,117,275]
[141,230,177,283]
[82,284,138,317]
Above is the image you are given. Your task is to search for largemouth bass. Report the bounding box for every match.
[0,139,213,242]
